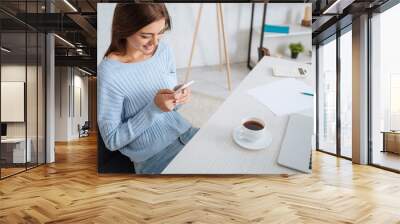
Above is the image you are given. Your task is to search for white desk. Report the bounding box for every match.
[1,137,32,163]
[163,56,314,174]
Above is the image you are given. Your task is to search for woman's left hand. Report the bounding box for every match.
[175,88,191,105]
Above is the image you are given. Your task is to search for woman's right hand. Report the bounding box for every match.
[154,89,177,112]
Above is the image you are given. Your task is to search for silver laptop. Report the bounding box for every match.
[277,114,313,173]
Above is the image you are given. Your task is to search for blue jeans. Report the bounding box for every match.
[134,127,199,174]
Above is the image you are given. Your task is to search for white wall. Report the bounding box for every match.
[97,3,252,68]
[55,67,69,141]
[71,74,89,138]
[1,65,38,138]
[97,3,311,68]
[97,3,115,63]
[249,3,312,65]
[54,67,89,141]
[266,3,312,55]
[1,64,46,164]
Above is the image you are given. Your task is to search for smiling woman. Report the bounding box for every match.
[97,3,199,174]
[104,3,171,60]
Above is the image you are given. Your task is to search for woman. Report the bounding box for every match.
[97,3,198,174]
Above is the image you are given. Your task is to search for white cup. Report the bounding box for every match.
[238,117,266,142]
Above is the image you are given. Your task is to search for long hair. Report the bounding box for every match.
[104,3,171,57]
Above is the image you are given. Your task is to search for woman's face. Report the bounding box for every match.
[126,19,166,56]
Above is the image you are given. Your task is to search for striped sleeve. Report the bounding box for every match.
[97,65,163,151]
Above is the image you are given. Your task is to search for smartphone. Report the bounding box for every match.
[173,80,195,94]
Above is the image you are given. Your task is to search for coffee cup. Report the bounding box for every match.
[238,117,266,142]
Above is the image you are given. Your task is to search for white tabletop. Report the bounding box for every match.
[163,56,314,174]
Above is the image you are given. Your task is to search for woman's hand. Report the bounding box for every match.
[175,88,191,105]
[154,89,177,112]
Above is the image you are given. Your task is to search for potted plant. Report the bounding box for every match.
[289,43,304,59]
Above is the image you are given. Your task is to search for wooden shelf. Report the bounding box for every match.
[249,55,312,69]
[255,24,311,38]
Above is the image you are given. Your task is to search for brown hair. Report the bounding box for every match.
[104,3,171,57]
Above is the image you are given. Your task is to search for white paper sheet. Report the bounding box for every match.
[247,78,313,116]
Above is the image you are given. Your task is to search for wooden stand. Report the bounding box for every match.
[184,3,232,91]
[301,5,312,27]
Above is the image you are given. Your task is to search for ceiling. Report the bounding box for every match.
[1,0,98,73]
[311,0,392,44]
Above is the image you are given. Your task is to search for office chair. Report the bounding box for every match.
[78,121,90,138]
[97,131,135,173]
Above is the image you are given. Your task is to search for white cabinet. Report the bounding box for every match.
[1,138,32,163]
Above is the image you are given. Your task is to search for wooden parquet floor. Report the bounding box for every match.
[1,134,400,224]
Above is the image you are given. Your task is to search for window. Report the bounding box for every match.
[318,37,337,155]
[0,1,47,179]
[370,2,400,171]
[340,29,352,158]
[316,26,353,159]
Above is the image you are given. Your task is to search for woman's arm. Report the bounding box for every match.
[167,45,187,111]
[97,71,164,151]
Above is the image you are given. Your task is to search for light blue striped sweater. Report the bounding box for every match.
[97,41,191,163]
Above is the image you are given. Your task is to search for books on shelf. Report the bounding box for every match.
[264,24,289,34]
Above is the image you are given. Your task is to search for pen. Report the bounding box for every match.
[300,92,314,96]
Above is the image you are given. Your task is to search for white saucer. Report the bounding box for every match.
[232,126,272,151]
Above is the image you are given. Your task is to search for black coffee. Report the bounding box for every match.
[243,121,264,131]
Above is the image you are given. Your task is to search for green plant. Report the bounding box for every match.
[289,43,304,54]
